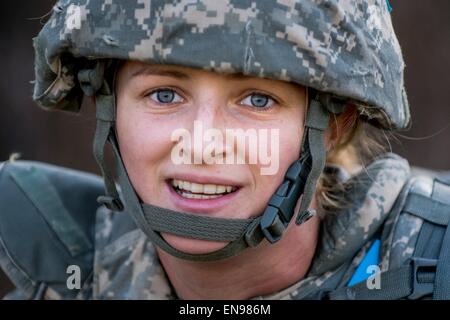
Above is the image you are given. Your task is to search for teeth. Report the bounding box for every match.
[204,184,217,194]
[171,179,236,196]
[190,182,203,193]
[179,191,222,199]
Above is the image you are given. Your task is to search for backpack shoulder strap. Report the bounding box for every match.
[0,160,104,299]
[328,175,450,300]
[406,177,450,299]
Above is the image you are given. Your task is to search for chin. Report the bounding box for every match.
[161,233,229,255]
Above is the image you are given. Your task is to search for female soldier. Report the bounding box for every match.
[0,0,449,300]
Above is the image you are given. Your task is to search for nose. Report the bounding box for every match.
[184,98,229,165]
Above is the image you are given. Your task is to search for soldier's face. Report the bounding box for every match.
[115,60,307,254]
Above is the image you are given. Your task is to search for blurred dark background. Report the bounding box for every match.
[0,1,449,298]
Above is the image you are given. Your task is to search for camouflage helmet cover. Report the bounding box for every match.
[33,0,410,130]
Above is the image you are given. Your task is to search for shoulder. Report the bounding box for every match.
[0,160,103,299]
[306,172,450,300]
[292,156,450,299]
[333,174,450,300]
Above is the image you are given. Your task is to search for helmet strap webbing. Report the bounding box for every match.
[92,78,335,261]
[92,89,123,211]
[296,96,330,224]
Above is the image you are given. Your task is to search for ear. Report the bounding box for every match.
[324,104,358,152]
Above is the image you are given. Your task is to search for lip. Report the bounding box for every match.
[165,175,242,214]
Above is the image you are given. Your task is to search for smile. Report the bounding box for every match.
[171,179,237,199]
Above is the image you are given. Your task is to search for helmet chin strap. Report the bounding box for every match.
[88,63,343,262]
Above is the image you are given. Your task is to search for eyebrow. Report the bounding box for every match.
[130,65,253,81]
[130,65,191,80]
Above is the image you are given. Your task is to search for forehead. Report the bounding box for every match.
[119,60,304,91]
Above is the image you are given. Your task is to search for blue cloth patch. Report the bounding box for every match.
[347,239,381,287]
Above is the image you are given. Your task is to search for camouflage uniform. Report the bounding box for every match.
[1,0,450,299]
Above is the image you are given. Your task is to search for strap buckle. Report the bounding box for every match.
[408,257,437,300]
[97,195,124,211]
[260,155,311,243]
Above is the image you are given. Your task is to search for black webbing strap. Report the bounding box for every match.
[328,258,436,300]
[431,180,450,299]
[434,220,450,299]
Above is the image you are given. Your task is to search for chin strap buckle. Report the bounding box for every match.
[260,154,311,243]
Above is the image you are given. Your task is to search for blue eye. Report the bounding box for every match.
[241,93,275,109]
[149,89,183,104]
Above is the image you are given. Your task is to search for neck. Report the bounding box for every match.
[156,216,320,300]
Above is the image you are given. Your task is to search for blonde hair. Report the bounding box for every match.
[315,107,388,217]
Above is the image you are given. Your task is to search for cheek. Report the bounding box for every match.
[260,114,303,173]
[279,124,302,160]
[248,117,303,214]
[116,104,175,200]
